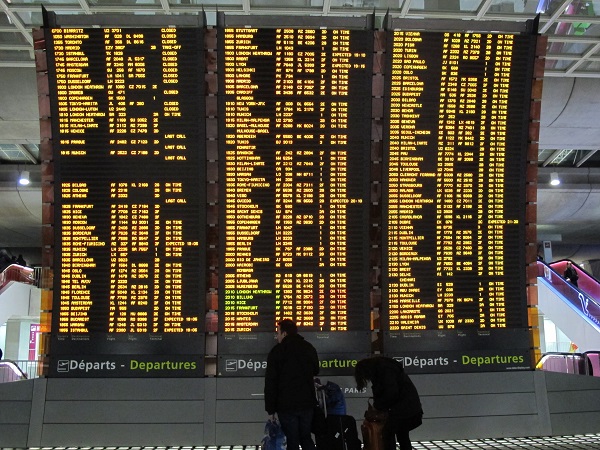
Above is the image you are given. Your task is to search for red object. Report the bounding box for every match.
[0,264,34,290]
[29,324,40,360]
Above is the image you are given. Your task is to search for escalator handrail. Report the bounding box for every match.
[0,359,28,382]
[0,264,35,290]
[536,351,600,377]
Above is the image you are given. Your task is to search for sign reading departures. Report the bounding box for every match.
[40,14,540,377]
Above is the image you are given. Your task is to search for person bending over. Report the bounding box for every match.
[355,356,423,450]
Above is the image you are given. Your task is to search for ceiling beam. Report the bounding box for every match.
[567,42,600,75]
[475,0,494,20]
[576,150,599,168]
[539,0,571,34]
[542,149,569,167]
[400,0,411,18]
[77,0,91,15]
[0,0,33,46]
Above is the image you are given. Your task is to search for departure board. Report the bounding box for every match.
[217,26,372,372]
[39,15,540,377]
[382,30,534,373]
[46,27,206,377]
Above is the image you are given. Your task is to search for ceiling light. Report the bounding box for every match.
[18,171,30,186]
[550,172,560,186]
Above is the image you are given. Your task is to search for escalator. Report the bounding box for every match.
[0,264,39,335]
[537,260,600,352]
[548,260,600,301]
[0,360,28,383]
[536,351,600,377]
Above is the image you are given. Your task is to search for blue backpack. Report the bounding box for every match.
[323,381,347,416]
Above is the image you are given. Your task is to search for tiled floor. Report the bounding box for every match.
[412,434,600,449]
[19,434,600,450]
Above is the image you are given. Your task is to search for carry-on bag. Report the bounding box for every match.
[361,399,387,450]
[261,418,287,450]
[315,414,361,450]
[312,380,328,435]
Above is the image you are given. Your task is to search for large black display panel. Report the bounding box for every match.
[217,27,372,375]
[382,30,535,373]
[47,27,206,377]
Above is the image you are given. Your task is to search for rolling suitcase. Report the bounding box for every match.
[315,414,361,450]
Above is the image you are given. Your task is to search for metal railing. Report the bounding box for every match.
[0,264,35,290]
[0,359,45,383]
[536,351,600,377]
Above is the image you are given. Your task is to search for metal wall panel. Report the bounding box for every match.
[0,375,34,400]
[40,423,204,447]
[1,371,600,447]
[45,377,206,400]
[0,400,31,423]
[413,415,543,440]
[421,393,538,417]
[0,424,30,448]
[44,400,204,423]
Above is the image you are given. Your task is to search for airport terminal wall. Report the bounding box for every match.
[1,371,600,448]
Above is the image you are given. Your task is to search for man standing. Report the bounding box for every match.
[265,319,319,450]
[564,261,579,288]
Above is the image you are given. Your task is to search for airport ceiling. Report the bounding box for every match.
[0,0,600,263]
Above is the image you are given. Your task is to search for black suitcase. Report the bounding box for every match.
[315,414,361,450]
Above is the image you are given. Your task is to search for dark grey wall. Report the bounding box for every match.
[1,371,600,448]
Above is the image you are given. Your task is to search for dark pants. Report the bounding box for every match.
[382,413,423,450]
[278,408,317,450]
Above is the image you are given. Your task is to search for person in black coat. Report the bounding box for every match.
[355,356,423,450]
[564,261,579,288]
[0,249,11,272]
[265,319,319,450]
[16,254,26,266]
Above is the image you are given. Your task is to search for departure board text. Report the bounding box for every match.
[382,30,532,371]
[218,27,372,358]
[47,27,206,376]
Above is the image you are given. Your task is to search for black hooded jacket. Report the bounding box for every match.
[264,333,319,414]
[369,357,423,420]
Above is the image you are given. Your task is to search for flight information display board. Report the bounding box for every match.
[46,27,206,377]
[40,17,539,377]
[217,27,373,374]
[382,30,534,373]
